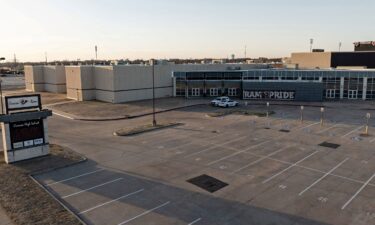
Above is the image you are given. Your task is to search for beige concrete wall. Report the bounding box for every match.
[49,63,268,103]
[291,52,332,69]
[110,63,266,103]
[43,66,66,93]
[24,65,67,93]
[94,66,114,91]
[66,66,81,100]
[114,87,172,103]
[24,65,44,92]
[95,90,116,103]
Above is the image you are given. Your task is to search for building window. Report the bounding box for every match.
[191,88,200,97]
[348,90,358,99]
[228,88,237,96]
[326,89,336,99]
[209,88,219,96]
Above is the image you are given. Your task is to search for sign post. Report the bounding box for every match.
[0,94,52,164]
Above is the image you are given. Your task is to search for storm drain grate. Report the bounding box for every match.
[187,174,228,193]
[279,129,290,133]
[319,142,340,149]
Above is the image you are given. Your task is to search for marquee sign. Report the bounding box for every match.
[9,119,44,150]
[5,94,41,114]
[243,90,296,100]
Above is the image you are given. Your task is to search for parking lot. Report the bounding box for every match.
[34,105,375,225]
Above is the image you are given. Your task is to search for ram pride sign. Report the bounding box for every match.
[243,90,296,100]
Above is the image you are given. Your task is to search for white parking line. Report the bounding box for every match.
[188,218,202,225]
[206,140,270,166]
[317,124,340,134]
[262,151,320,184]
[341,173,375,210]
[299,122,320,130]
[239,150,375,188]
[167,132,228,152]
[299,158,349,196]
[62,178,123,198]
[233,145,292,173]
[79,189,144,214]
[52,112,75,120]
[117,201,170,225]
[341,126,364,138]
[184,136,247,158]
[46,169,104,186]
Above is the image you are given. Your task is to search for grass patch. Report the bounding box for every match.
[0,144,85,225]
[207,110,275,118]
[114,122,183,136]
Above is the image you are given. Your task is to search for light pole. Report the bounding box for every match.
[151,59,157,126]
[95,45,98,61]
[310,38,314,52]
[266,102,270,118]
[300,106,304,124]
[320,107,325,127]
[365,113,371,136]
[0,57,5,115]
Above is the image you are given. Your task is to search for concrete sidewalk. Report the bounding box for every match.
[0,207,14,225]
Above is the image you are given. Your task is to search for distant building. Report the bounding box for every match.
[291,51,375,69]
[174,68,375,101]
[354,41,375,52]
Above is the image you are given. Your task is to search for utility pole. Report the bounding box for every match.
[45,52,48,65]
[339,42,342,52]
[13,54,17,73]
[151,59,157,126]
[244,45,247,59]
[310,38,314,52]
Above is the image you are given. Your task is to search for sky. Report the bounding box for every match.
[1,0,374,62]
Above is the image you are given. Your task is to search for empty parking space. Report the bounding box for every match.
[37,108,375,225]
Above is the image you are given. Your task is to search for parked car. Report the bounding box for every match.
[217,100,239,108]
[211,96,230,106]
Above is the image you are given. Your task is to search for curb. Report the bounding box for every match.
[73,103,207,122]
[29,175,88,225]
[113,123,184,136]
[29,146,89,225]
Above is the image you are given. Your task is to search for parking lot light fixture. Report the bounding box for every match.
[365,113,371,135]
[320,107,325,127]
[151,59,157,127]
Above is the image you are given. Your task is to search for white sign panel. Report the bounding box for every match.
[13,142,24,149]
[6,95,40,111]
[243,90,296,100]
[24,140,34,147]
[34,138,44,145]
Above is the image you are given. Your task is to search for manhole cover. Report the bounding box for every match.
[279,129,290,133]
[187,174,228,193]
[319,142,340,149]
